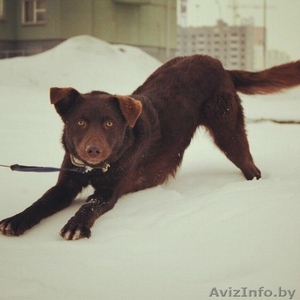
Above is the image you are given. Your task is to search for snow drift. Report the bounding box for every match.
[0,36,299,300]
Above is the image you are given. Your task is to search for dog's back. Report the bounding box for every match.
[132,55,300,181]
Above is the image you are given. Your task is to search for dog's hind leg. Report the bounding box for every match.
[203,94,261,180]
[212,128,261,180]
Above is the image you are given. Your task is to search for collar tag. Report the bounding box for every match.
[101,163,110,173]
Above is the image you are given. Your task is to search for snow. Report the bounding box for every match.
[0,36,299,300]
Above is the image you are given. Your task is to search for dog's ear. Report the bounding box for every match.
[115,96,142,128]
[50,87,80,117]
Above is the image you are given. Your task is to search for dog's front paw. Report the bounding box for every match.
[0,215,29,237]
[60,218,91,240]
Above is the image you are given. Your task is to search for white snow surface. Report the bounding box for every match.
[0,36,299,300]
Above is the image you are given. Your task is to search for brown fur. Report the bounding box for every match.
[1,55,300,240]
[229,60,300,94]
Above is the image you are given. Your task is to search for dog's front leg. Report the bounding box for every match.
[0,183,82,237]
[60,193,117,240]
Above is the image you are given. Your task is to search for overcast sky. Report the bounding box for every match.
[178,0,300,61]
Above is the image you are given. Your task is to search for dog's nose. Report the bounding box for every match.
[86,145,101,158]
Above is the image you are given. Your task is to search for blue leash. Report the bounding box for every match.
[0,163,86,174]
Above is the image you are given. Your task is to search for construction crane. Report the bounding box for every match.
[178,0,188,55]
[180,0,188,28]
[228,0,276,68]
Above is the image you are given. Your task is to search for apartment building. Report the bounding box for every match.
[178,20,254,70]
[0,0,177,61]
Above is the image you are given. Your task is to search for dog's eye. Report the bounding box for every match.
[77,120,86,127]
[105,121,114,128]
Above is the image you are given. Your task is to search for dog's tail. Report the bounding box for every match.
[228,60,300,95]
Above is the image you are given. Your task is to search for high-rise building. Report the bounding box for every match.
[178,20,254,70]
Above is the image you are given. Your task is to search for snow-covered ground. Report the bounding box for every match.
[0,36,299,300]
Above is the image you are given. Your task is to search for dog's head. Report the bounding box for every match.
[50,87,142,167]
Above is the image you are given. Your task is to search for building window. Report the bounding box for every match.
[22,0,46,25]
[0,0,4,20]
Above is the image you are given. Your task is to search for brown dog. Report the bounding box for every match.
[1,55,300,240]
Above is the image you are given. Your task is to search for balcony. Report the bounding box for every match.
[114,0,151,4]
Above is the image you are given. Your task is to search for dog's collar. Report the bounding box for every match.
[70,155,110,173]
